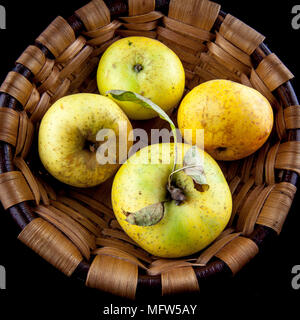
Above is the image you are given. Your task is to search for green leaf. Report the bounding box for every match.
[183,146,209,192]
[107,90,178,186]
[124,202,165,227]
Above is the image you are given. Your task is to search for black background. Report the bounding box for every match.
[0,0,299,318]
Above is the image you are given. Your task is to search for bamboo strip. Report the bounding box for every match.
[36,177,50,206]
[284,106,300,129]
[265,141,281,184]
[275,141,300,175]
[128,0,155,16]
[51,199,103,235]
[236,184,265,232]
[59,46,93,80]
[0,171,34,209]
[219,14,265,55]
[0,107,19,146]
[168,0,220,31]
[123,20,158,31]
[215,236,259,275]
[16,45,46,76]
[34,205,92,260]
[119,11,164,23]
[215,32,252,67]
[56,196,108,229]
[83,20,122,38]
[18,217,83,276]
[56,36,87,64]
[147,259,204,276]
[34,59,55,84]
[0,71,33,107]
[30,91,51,123]
[50,78,71,103]
[93,246,147,270]
[67,190,114,217]
[250,69,280,110]
[101,228,139,246]
[276,104,287,140]
[24,86,40,114]
[254,142,270,185]
[161,267,200,296]
[14,157,40,205]
[116,29,157,38]
[96,237,152,264]
[86,30,115,46]
[229,177,255,226]
[257,183,297,234]
[163,16,214,42]
[86,254,138,299]
[75,0,110,31]
[36,16,75,58]
[38,66,61,95]
[157,27,206,51]
[197,232,241,265]
[241,184,276,236]
[256,53,294,92]
[90,36,121,57]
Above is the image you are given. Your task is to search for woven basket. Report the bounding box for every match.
[0,0,299,299]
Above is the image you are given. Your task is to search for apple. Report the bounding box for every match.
[178,79,274,161]
[97,36,185,120]
[38,93,133,188]
[111,143,232,258]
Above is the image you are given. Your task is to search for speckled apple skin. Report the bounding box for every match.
[111,143,232,258]
[178,80,274,161]
[38,93,133,188]
[97,36,185,120]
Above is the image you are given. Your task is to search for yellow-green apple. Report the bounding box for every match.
[111,143,232,258]
[97,36,185,120]
[178,79,274,161]
[38,93,133,188]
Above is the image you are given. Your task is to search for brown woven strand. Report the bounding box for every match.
[86,254,138,299]
[284,105,300,129]
[0,107,19,146]
[168,0,220,31]
[128,0,155,16]
[256,53,294,92]
[18,217,83,276]
[161,267,200,295]
[0,71,33,106]
[36,16,76,58]
[275,141,300,175]
[215,236,259,275]
[0,171,34,210]
[16,45,46,76]
[219,14,265,55]
[256,182,297,234]
[75,0,110,31]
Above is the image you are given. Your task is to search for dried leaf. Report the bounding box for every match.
[125,202,165,227]
[183,146,209,191]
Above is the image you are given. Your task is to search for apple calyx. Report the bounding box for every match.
[124,202,165,227]
[134,64,143,73]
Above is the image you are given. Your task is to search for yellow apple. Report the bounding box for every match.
[97,36,185,120]
[38,93,133,188]
[177,80,274,161]
[111,143,232,258]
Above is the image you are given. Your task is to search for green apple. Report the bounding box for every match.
[97,36,185,120]
[38,93,133,188]
[111,143,232,258]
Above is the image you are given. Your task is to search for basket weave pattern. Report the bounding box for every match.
[0,0,299,299]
